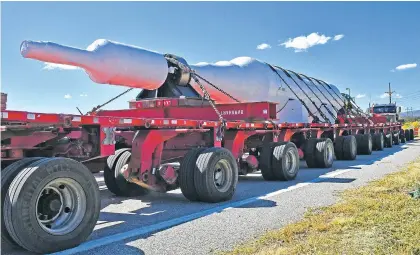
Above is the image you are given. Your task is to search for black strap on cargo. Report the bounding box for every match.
[287,70,337,122]
[265,63,321,123]
[315,78,370,122]
[273,65,330,123]
[298,73,345,124]
[310,78,360,124]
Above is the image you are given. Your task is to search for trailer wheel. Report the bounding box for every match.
[271,142,299,181]
[179,147,207,201]
[1,157,44,248]
[342,135,357,160]
[334,136,345,160]
[104,148,131,195]
[400,131,406,143]
[373,133,384,151]
[356,134,373,155]
[410,129,415,140]
[384,133,393,148]
[111,151,149,197]
[394,131,401,145]
[194,147,238,203]
[3,158,100,254]
[314,138,334,168]
[405,129,410,141]
[260,142,280,180]
[304,138,318,168]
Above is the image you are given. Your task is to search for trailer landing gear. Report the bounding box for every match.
[1,157,100,254]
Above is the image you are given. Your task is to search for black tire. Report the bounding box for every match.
[393,131,400,145]
[179,147,207,201]
[103,148,131,195]
[400,131,406,143]
[373,133,384,151]
[3,158,100,254]
[1,157,44,248]
[304,138,318,168]
[314,138,334,168]
[410,129,415,140]
[259,142,279,180]
[342,135,357,160]
[355,134,363,154]
[384,133,393,148]
[271,142,300,181]
[405,129,410,141]
[356,134,373,155]
[334,136,345,160]
[194,147,238,203]
[112,151,149,197]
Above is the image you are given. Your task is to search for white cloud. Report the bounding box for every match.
[280,32,333,52]
[356,94,366,99]
[64,94,72,99]
[395,63,417,71]
[43,63,79,70]
[256,43,271,50]
[379,93,402,99]
[333,34,345,41]
[80,93,88,97]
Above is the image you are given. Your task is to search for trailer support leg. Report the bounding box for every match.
[223,130,258,160]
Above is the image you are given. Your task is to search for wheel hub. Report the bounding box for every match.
[36,178,87,235]
[351,139,357,155]
[285,149,297,174]
[326,144,333,163]
[37,187,63,223]
[213,159,233,193]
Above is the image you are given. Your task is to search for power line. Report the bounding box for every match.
[399,91,420,99]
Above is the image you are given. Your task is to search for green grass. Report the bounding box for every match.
[222,158,420,255]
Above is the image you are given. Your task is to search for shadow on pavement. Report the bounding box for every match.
[89,142,411,240]
[5,142,414,255]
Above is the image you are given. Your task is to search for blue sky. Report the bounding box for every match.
[1,1,419,114]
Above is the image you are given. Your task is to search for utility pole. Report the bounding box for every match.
[384,82,396,104]
[406,107,414,118]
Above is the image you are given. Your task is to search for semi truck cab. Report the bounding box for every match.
[370,103,402,122]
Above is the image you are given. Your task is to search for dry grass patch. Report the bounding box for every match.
[223,158,420,255]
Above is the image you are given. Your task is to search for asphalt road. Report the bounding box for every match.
[3,139,420,255]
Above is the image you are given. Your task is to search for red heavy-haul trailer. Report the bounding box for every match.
[1,39,415,254]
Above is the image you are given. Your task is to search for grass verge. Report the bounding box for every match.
[223,157,420,255]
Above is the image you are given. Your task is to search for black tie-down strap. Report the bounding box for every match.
[266,63,326,123]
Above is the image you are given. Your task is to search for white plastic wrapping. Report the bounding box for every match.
[21,39,169,90]
[191,57,344,123]
[20,39,344,123]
